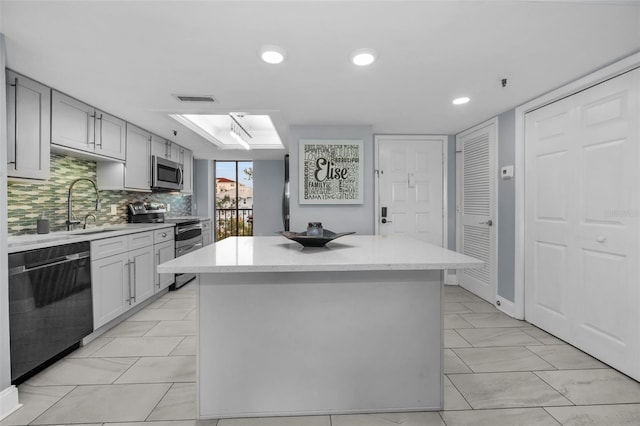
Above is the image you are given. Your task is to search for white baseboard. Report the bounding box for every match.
[0,386,21,420]
[496,295,522,319]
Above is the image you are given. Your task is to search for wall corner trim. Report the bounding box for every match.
[0,386,21,421]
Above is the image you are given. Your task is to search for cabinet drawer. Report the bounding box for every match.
[128,231,154,250]
[154,228,174,244]
[91,236,128,260]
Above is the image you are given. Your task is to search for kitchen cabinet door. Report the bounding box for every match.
[6,70,51,180]
[95,110,126,160]
[125,124,151,190]
[51,90,95,152]
[129,245,155,307]
[181,148,194,193]
[167,141,180,161]
[151,134,176,160]
[92,253,129,329]
[155,240,175,291]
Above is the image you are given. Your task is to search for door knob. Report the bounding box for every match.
[480,220,493,226]
[381,218,392,224]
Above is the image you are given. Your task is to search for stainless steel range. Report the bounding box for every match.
[128,202,203,289]
[164,216,203,288]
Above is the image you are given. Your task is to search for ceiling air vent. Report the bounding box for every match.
[173,94,217,103]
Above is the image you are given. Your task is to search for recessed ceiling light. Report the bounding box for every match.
[351,48,377,66]
[259,45,286,64]
[453,97,470,105]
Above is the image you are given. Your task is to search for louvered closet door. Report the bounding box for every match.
[458,120,497,303]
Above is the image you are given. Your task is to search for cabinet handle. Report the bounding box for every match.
[126,260,132,305]
[90,113,97,145]
[165,140,170,158]
[9,77,18,169]
[131,258,137,303]
[156,252,161,288]
[96,113,103,149]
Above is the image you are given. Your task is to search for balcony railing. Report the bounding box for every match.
[215,208,253,241]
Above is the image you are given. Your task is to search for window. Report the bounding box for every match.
[215,161,253,241]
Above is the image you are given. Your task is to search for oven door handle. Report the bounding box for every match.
[176,224,202,234]
[177,242,203,256]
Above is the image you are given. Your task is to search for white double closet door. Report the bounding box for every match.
[524,68,640,380]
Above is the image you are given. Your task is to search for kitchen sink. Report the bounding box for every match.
[68,227,125,236]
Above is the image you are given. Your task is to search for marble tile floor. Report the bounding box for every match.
[3,284,640,426]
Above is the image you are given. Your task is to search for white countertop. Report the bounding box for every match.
[165,215,211,222]
[7,223,175,253]
[158,235,484,273]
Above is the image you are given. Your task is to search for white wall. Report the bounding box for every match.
[289,125,375,235]
[253,159,285,236]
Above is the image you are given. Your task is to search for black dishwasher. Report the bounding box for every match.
[9,241,93,384]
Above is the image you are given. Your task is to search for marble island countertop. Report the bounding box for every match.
[7,223,175,253]
[158,235,484,274]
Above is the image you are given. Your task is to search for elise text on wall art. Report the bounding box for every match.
[299,139,364,204]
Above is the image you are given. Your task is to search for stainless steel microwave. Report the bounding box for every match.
[151,156,183,191]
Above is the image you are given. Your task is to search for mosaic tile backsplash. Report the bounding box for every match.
[7,153,192,235]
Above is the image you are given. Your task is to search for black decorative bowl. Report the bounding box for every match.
[279,230,355,247]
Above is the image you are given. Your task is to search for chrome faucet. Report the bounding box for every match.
[83,213,97,229]
[66,178,101,231]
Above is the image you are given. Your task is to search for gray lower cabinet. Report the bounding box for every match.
[127,245,155,306]
[155,240,175,290]
[6,70,51,180]
[52,90,126,161]
[154,227,175,291]
[92,252,129,328]
[91,231,155,329]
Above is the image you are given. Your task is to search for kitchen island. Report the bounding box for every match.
[158,235,483,419]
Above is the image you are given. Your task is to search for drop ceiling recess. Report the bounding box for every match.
[171,112,284,151]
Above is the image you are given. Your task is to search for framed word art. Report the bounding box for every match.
[299,139,364,204]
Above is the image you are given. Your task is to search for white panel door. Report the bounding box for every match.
[524,97,574,338]
[525,68,640,380]
[377,135,444,247]
[457,120,497,304]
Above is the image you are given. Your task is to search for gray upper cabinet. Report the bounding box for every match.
[6,70,51,180]
[180,147,194,194]
[151,134,179,161]
[52,90,126,161]
[97,123,151,191]
[124,124,151,190]
[95,110,126,160]
[51,91,95,151]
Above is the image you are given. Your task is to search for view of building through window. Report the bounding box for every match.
[215,161,253,241]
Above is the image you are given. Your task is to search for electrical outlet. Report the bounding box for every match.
[110,204,117,215]
[166,203,171,212]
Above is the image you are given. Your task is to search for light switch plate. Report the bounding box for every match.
[110,204,117,215]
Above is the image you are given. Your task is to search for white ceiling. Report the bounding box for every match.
[1,1,639,160]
